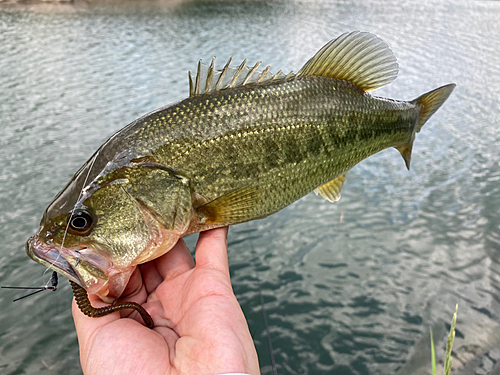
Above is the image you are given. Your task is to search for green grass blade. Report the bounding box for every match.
[444,304,458,375]
[430,327,437,375]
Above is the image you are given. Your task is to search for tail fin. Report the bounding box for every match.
[413,83,456,133]
[396,83,455,170]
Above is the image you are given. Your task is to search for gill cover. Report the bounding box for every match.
[83,163,193,267]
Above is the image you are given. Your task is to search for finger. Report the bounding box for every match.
[73,298,166,375]
[114,268,153,322]
[119,267,146,301]
[194,227,229,276]
[156,238,195,280]
[140,261,163,295]
[72,294,119,347]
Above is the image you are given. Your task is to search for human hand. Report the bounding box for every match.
[72,227,260,375]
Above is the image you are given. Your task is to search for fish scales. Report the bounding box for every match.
[26,32,455,304]
[128,77,418,221]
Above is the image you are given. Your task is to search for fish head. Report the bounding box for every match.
[27,162,194,302]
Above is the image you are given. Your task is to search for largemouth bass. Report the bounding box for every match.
[27,32,455,303]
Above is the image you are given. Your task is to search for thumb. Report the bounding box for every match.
[194,227,230,277]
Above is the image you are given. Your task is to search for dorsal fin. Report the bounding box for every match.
[188,58,295,97]
[297,31,399,91]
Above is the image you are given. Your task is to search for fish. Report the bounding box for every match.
[26,31,455,304]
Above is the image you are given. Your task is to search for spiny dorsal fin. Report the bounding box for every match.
[314,173,347,203]
[189,58,295,97]
[297,31,399,92]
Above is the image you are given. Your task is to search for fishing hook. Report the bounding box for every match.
[1,271,58,301]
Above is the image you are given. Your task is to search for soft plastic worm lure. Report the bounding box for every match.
[70,281,154,329]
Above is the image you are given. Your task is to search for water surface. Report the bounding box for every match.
[0,0,499,374]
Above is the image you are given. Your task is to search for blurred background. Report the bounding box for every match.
[0,0,499,374]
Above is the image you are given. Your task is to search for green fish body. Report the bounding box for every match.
[27,32,455,302]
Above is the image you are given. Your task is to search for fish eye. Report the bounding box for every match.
[68,210,94,235]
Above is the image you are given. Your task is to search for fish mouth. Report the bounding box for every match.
[26,236,82,286]
[26,236,111,295]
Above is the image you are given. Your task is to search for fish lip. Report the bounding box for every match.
[26,236,83,287]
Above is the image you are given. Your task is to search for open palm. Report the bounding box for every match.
[72,227,260,375]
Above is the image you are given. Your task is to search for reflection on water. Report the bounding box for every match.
[1,0,499,374]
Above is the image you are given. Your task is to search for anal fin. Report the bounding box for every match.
[314,173,347,203]
[197,186,261,224]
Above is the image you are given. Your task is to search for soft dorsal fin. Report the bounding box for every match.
[314,173,347,203]
[297,31,399,92]
[189,58,295,97]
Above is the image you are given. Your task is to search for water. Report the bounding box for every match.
[0,0,499,374]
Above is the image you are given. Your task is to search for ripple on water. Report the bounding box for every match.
[1,0,500,373]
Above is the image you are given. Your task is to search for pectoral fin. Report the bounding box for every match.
[314,174,347,203]
[197,186,262,224]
